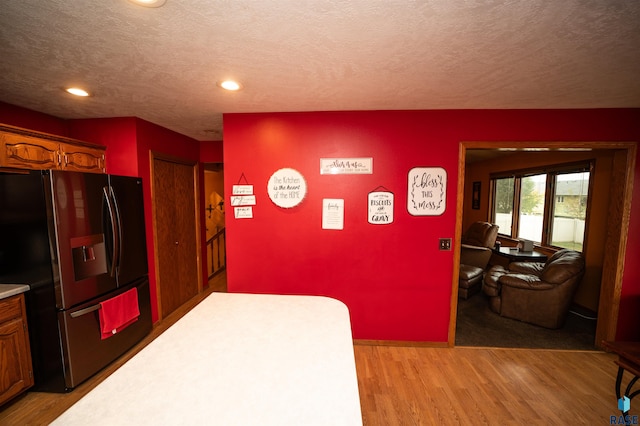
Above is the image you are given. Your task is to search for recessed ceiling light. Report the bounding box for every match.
[217,80,243,91]
[65,87,90,97]
[129,0,167,7]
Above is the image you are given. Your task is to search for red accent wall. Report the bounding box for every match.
[200,140,223,163]
[68,118,139,175]
[223,109,640,342]
[0,101,69,136]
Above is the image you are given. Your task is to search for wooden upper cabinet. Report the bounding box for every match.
[0,124,106,173]
[60,142,106,173]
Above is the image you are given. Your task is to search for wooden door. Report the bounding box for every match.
[153,156,200,319]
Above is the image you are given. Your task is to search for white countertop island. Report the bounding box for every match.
[51,292,362,425]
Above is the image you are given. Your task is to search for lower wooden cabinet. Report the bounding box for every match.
[0,294,34,407]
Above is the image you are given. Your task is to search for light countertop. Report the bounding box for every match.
[51,292,363,425]
[0,284,30,300]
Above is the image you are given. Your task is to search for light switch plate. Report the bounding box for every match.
[439,238,452,251]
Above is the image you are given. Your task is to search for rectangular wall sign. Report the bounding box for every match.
[407,167,447,216]
[230,195,257,206]
[322,199,344,230]
[234,206,253,219]
[320,158,373,175]
[368,191,394,224]
[232,185,254,195]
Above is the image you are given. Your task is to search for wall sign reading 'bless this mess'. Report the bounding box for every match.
[267,168,307,208]
[407,167,447,216]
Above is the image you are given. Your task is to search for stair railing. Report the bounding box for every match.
[207,227,226,279]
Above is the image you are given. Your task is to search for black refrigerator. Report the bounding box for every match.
[0,169,152,392]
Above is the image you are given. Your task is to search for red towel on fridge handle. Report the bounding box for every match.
[99,288,140,340]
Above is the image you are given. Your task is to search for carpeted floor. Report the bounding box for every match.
[455,292,598,350]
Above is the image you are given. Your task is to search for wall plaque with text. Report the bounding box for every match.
[320,158,373,175]
[407,167,447,216]
[368,191,394,224]
[267,168,307,208]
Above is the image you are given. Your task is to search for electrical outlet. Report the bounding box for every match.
[439,238,452,251]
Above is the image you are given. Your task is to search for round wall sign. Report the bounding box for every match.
[267,168,307,208]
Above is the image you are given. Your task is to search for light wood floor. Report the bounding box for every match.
[355,344,628,425]
[1,278,632,425]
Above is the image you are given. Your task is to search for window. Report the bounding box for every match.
[493,177,514,236]
[490,163,592,252]
[518,174,546,243]
[550,171,590,251]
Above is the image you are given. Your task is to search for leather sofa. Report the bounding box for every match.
[458,221,499,299]
[482,249,585,329]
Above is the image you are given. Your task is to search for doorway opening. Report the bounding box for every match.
[204,163,226,292]
[450,141,636,350]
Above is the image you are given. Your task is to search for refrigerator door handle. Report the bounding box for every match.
[103,186,120,277]
[109,186,123,279]
[70,303,101,318]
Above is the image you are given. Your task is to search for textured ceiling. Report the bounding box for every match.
[0,0,639,141]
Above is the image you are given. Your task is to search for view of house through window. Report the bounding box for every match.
[490,164,591,252]
[551,171,590,250]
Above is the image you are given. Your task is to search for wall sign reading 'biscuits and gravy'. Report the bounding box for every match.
[267,168,307,208]
[368,189,394,224]
[407,167,447,216]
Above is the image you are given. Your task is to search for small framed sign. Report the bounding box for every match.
[472,181,481,210]
[230,195,256,206]
[368,189,394,225]
[322,198,344,230]
[320,158,373,175]
[231,174,255,219]
[234,206,253,219]
[232,185,253,195]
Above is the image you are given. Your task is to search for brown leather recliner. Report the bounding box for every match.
[482,249,585,329]
[458,222,499,299]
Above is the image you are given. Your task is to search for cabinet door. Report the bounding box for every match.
[0,132,60,170]
[0,296,34,406]
[60,143,105,173]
